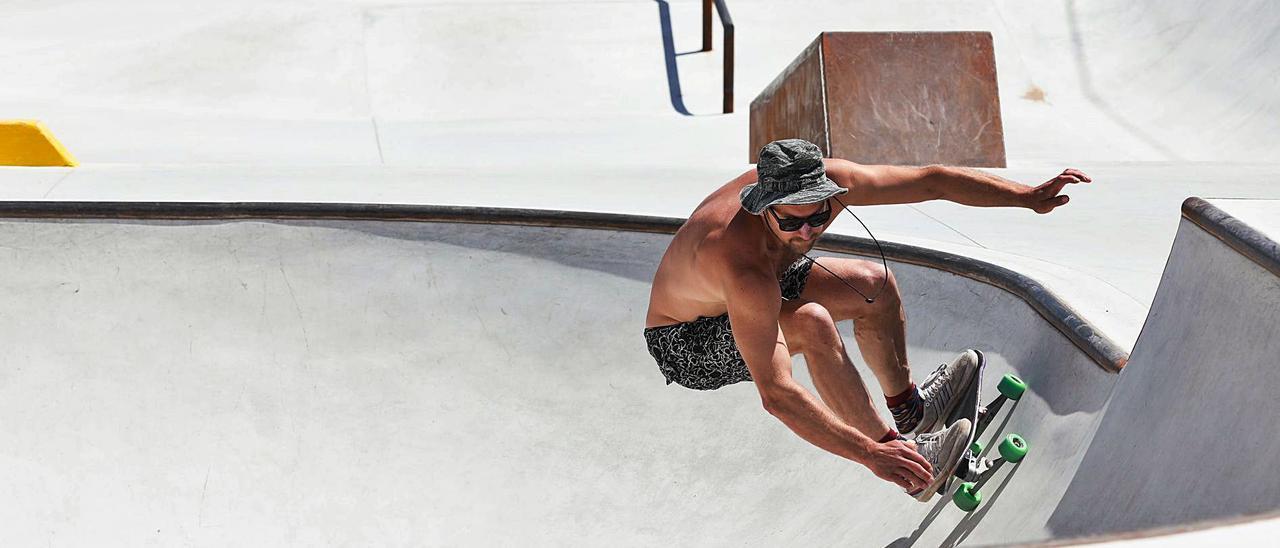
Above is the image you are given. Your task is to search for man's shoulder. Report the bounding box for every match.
[697,215,772,280]
[676,171,774,282]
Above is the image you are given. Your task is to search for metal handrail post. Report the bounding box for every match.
[714,0,734,114]
[697,0,734,113]
[723,21,734,113]
[702,0,713,52]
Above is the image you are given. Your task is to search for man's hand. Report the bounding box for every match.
[865,439,933,492]
[1026,169,1092,214]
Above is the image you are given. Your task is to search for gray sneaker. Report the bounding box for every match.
[910,349,982,437]
[908,418,972,502]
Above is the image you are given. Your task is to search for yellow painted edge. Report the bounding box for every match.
[35,120,79,167]
[0,119,78,167]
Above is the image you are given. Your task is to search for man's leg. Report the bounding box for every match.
[785,257,939,435]
[791,257,912,395]
[779,301,895,439]
[790,256,977,437]
[780,301,983,501]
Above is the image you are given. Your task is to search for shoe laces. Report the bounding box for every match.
[913,428,946,465]
[918,363,952,413]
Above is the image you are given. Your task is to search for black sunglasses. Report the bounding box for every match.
[768,200,833,231]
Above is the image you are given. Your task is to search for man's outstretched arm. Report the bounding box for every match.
[823,158,1091,213]
[929,166,1092,213]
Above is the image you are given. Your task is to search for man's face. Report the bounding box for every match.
[767,200,833,252]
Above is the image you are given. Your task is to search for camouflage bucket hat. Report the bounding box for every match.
[739,138,847,215]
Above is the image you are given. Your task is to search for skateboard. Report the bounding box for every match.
[941,349,1030,512]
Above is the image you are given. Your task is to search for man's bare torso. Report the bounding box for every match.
[644,170,824,329]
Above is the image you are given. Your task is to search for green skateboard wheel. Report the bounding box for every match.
[970,440,984,455]
[999,434,1029,463]
[998,374,1028,400]
[953,482,982,511]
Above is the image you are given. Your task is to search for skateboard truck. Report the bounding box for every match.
[950,373,1030,512]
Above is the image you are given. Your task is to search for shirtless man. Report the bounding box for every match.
[642,139,1090,500]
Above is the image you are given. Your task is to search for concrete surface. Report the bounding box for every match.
[1045,511,1280,547]
[4,1,1278,165]
[0,197,1273,546]
[4,0,1279,326]
[1042,203,1280,539]
[0,217,1114,546]
[2,0,1280,545]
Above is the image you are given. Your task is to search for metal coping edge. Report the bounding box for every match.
[1182,197,1280,279]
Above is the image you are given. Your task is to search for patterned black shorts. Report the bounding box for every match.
[643,256,815,390]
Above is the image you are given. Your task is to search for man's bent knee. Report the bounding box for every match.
[793,302,837,327]
[782,302,841,355]
[852,268,903,321]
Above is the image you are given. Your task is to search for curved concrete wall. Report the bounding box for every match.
[1043,199,1280,540]
[0,211,1115,546]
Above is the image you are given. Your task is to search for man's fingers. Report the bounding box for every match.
[1062,168,1092,182]
[1046,171,1088,191]
[1040,179,1068,197]
[1036,169,1091,206]
[910,471,929,492]
[1056,172,1090,186]
[1036,195,1069,213]
[904,459,932,484]
[906,448,933,475]
[1034,168,1086,213]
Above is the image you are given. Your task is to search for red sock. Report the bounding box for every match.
[885,383,917,407]
[877,429,901,443]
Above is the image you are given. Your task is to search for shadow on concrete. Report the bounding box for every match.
[938,460,1025,547]
[347,221,670,284]
[883,397,1027,547]
[655,1,692,115]
[885,492,954,547]
[1065,0,1182,161]
[654,1,723,116]
[21,219,670,286]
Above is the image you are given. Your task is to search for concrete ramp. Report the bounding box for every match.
[0,199,1275,546]
[0,203,1114,546]
[1042,198,1280,540]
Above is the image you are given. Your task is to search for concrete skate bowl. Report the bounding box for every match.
[0,199,1271,546]
[1031,197,1280,545]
